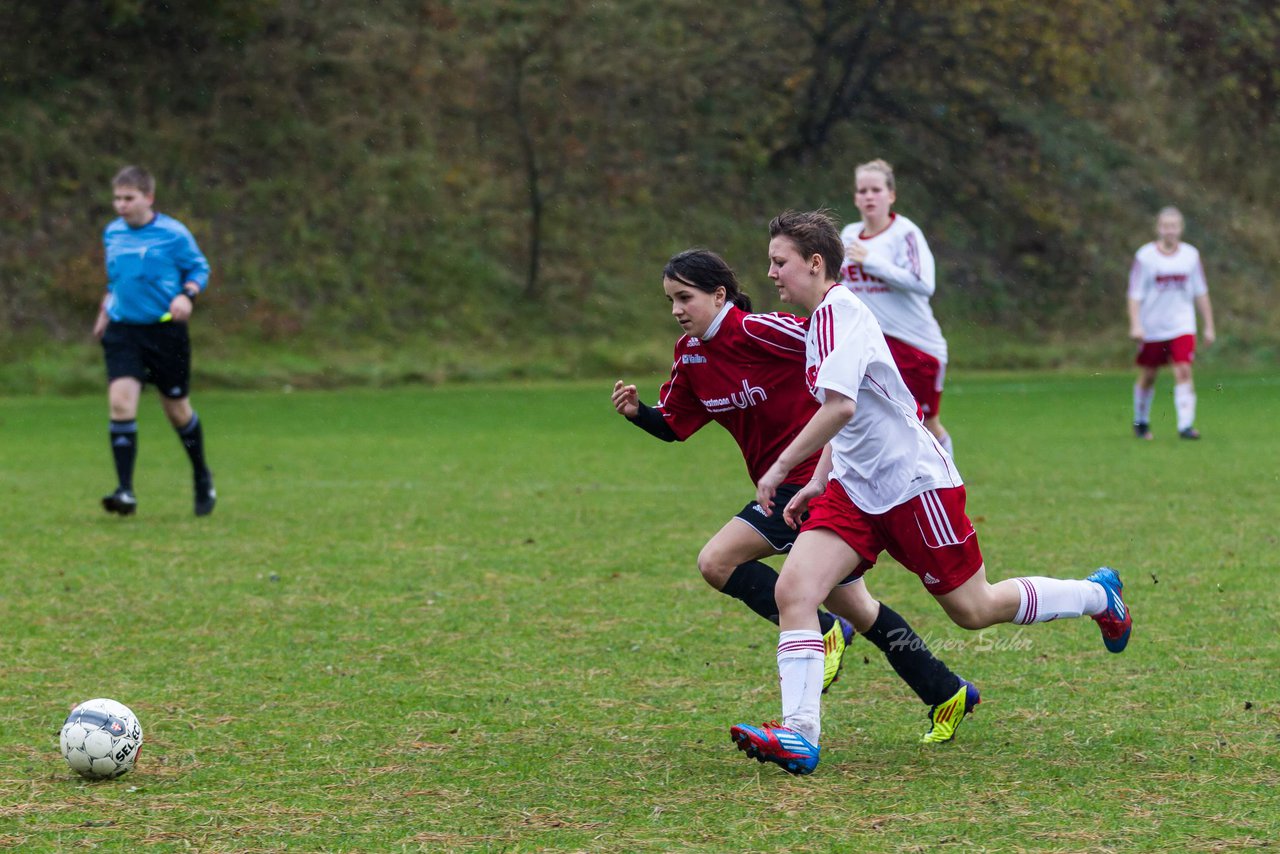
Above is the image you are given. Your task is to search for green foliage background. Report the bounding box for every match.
[1,0,1276,391]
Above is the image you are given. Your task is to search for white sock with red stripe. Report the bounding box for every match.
[777,630,824,744]
[1133,384,1154,424]
[1012,577,1108,624]
[1174,382,1196,431]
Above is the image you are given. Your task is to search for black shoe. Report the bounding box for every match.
[102,488,138,516]
[1179,427,1201,440]
[194,473,217,517]
[1133,422,1153,440]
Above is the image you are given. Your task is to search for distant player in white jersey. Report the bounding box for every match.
[1128,206,1216,440]
[729,211,1133,777]
[839,159,952,453]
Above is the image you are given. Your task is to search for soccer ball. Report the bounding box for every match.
[59,698,143,779]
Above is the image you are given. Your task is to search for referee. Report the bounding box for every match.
[92,165,216,517]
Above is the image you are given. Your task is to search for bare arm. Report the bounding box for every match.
[1127,298,1144,341]
[782,444,834,529]
[756,390,856,515]
[1196,293,1216,345]
[92,295,110,340]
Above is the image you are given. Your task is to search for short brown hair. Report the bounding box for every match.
[112,165,154,195]
[768,210,844,281]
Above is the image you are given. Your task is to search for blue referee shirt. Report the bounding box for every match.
[103,212,211,324]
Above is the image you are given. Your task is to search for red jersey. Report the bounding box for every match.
[654,304,821,485]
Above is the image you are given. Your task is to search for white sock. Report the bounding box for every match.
[1013,577,1108,624]
[1174,382,1196,431]
[1133,384,1154,424]
[777,630,825,744]
[939,432,954,455]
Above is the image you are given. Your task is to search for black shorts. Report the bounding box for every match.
[734,482,807,553]
[102,321,192,399]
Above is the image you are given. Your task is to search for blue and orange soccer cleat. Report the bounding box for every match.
[1087,567,1132,653]
[729,721,820,775]
[921,677,980,744]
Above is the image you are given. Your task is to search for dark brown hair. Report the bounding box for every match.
[663,248,752,312]
[768,210,843,281]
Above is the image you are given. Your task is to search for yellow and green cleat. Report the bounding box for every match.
[821,615,854,693]
[921,678,980,744]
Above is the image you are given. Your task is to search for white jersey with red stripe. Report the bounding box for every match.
[838,213,947,363]
[1128,241,1207,341]
[806,286,961,514]
[655,303,821,486]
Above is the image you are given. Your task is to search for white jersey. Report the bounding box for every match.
[807,286,961,514]
[839,213,947,363]
[1128,241,1207,342]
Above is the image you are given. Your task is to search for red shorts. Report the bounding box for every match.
[801,480,983,595]
[885,336,944,417]
[1136,334,1196,367]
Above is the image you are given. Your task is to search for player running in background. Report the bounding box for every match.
[1127,206,1216,440]
[838,159,953,453]
[613,248,977,745]
[730,211,1132,776]
[92,165,216,517]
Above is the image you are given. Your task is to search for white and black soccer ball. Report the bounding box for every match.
[60,698,143,780]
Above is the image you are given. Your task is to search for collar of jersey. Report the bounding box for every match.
[700,302,735,341]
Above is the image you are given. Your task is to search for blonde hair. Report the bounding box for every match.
[1156,206,1183,224]
[854,158,896,193]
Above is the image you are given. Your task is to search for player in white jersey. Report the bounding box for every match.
[1127,207,1216,440]
[614,249,978,745]
[729,211,1134,777]
[839,159,952,453]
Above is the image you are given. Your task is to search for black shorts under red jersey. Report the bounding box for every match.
[102,321,192,398]
[734,482,807,553]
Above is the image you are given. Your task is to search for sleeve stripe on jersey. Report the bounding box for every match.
[813,306,834,362]
[905,231,921,279]
[655,357,683,411]
[742,313,807,351]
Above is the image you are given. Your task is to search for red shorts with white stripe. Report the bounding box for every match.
[801,479,983,595]
[1136,334,1196,367]
[885,336,944,417]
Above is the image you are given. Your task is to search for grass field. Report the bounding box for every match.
[2,370,1278,852]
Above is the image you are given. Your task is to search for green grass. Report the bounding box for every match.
[1,371,1278,851]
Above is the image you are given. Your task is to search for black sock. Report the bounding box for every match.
[720,561,836,635]
[176,412,210,482]
[109,419,137,491]
[861,603,961,706]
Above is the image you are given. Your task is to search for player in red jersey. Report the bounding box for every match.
[613,248,976,744]
[729,212,1132,776]
[839,159,953,453]
[1128,206,1216,440]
